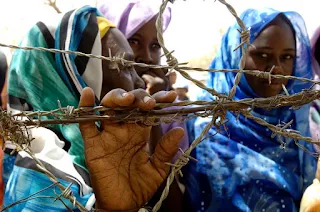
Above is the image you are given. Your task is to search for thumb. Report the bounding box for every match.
[152,127,184,176]
[79,87,99,140]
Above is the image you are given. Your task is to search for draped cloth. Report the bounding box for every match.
[185,8,317,212]
[98,0,171,39]
[4,6,115,211]
[309,27,320,152]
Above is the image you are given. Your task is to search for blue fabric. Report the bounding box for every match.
[4,166,91,212]
[187,8,317,212]
[2,154,15,188]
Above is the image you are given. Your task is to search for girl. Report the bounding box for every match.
[98,0,189,162]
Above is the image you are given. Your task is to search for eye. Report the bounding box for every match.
[283,54,294,60]
[128,38,139,46]
[260,53,268,58]
[151,42,161,50]
[253,52,269,59]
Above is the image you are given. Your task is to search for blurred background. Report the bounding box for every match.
[0,0,318,99]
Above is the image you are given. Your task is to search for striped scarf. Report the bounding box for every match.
[4,6,115,211]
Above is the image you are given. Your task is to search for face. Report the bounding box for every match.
[100,28,145,99]
[128,16,161,66]
[244,16,295,97]
[127,16,169,94]
[175,88,188,100]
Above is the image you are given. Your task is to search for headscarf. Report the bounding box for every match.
[98,0,171,39]
[186,8,316,212]
[4,6,114,211]
[309,27,320,151]
[311,27,320,80]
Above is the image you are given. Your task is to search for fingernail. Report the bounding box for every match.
[143,96,152,103]
[166,91,173,95]
[122,92,128,97]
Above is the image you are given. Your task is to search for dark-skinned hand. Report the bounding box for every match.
[79,87,184,211]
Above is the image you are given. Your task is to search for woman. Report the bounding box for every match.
[98,0,189,161]
[4,6,183,211]
[184,8,317,212]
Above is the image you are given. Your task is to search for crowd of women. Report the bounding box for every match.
[0,0,320,211]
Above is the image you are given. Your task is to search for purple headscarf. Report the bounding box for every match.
[98,0,172,39]
[310,27,320,152]
[311,27,320,81]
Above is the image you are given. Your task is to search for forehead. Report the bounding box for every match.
[107,28,134,60]
[253,18,295,48]
[134,16,157,37]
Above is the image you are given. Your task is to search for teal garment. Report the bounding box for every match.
[8,24,85,168]
[3,6,109,211]
[8,6,106,169]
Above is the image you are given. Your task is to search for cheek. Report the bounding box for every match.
[102,70,134,93]
[282,61,294,75]
[151,49,161,64]
[130,44,139,56]
[244,56,266,71]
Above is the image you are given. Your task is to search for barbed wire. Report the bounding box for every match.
[7,89,320,127]
[0,0,319,211]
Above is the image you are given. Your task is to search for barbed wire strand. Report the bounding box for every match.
[8,89,320,126]
[217,0,250,100]
[0,43,320,88]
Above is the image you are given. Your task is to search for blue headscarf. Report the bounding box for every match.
[186,8,317,212]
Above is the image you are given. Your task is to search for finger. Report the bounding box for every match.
[79,87,99,140]
[152,90,177,103]
[142,72,164,84]
[141,74,153,84]
[316,157,320,180]
[152,127,184,175]
[149,69,166,78]
[100,88,135,108]
[129,89,156,111]
[162,68,168,76]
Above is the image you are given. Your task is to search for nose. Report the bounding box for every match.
[132,69,146,89]
[136,47,153,65]
[268,58,283,75]
[269,65,283,75]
